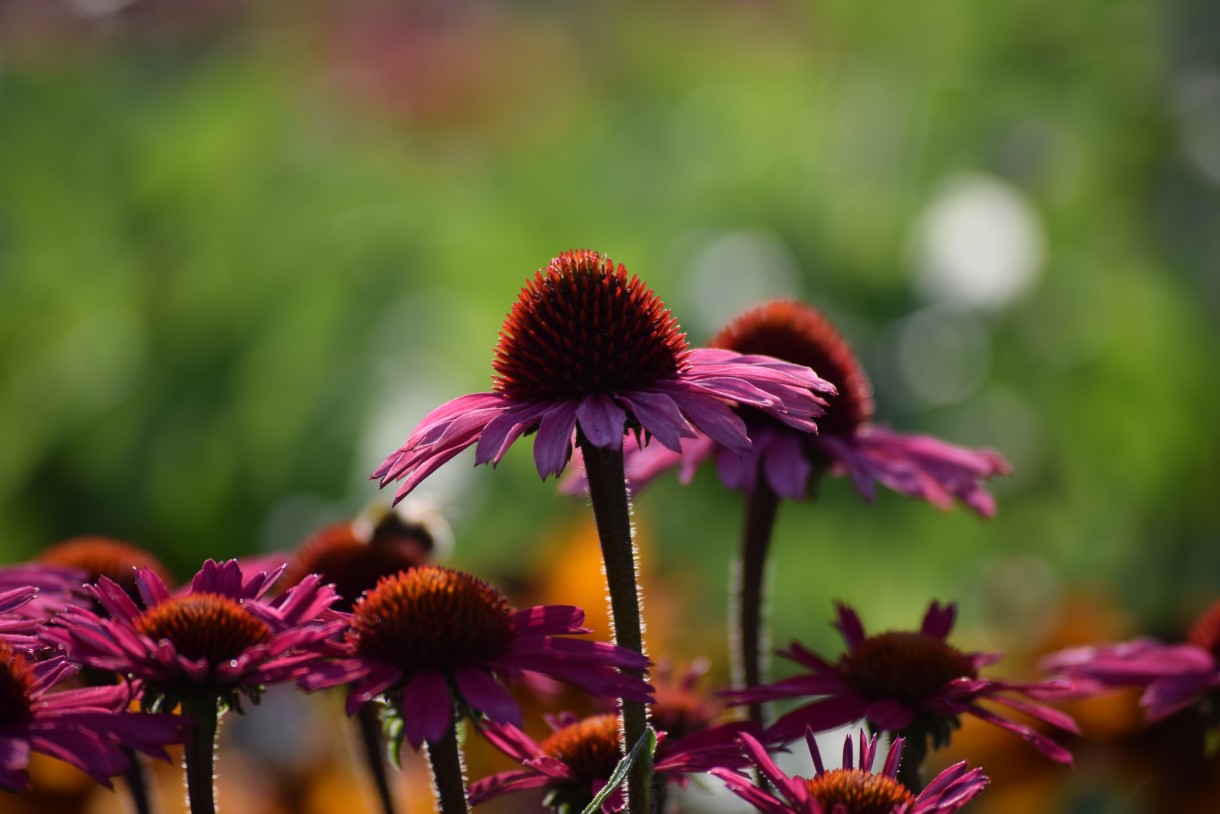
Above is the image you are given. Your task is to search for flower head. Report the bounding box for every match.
[1043,599,1220,725]
[471,708,747,813]
[0,641,187,791]
[615,300,1009,513]
[710,729,988,814]
[728,601,1078,764]
[300,564,652,751]
[42,559,342,712]
[38,535,170,603]
[283,502,447,612]
[373,252,833,502]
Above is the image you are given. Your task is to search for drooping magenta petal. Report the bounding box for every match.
[616,390,694,451]
[468,770,553,805]
[533,402,579,478]
[475,401,550,466]
[454,667,522,727]
[768,696,867,744]
[1142,671,1220,720]
[662,386,752,453]
[402,671,454,750]
[965,703,1073,764]
[512,605,589,637]
[575,395,628,449]
[760,430,813,499]
[708,769,791,814]
[865,699,913,731]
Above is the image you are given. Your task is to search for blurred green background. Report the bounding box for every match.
[1,0,1218,677]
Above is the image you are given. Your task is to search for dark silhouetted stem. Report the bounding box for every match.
[182,697,220,814]
[357,703,399,814]
[121,746,155,814]
[424,721,468,814]
[896,733,927,794]
[579,439,652,814]
[733,482,781,729]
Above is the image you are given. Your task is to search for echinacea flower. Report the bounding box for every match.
[470,710,749,813]
[42,558,343,712]
[729,602,1078,767]
[710,729,988,814]
[283,502,449,611]
[300,564,653,752]
[38,536,171,603]
[373,252,834,503]
[614,300,1009,514]
[0,641,186,792]
[1043,599,1220,726]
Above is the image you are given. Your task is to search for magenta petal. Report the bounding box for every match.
[0,587,36,616]
[513,605,589,636]
[0,735,31,773]
[834,603,867,649]
[865,699,913,731]
[664,388,751,453]
[921,601,957,640]
[576,395,627,449]
[966,703,1073,764]
[403,671,454,750]
[760,431,813,499]
[618,391,694,451]
[468,770,552,805]
[533,402,579,478]
[454,668,521,727]
[475,402,548,466]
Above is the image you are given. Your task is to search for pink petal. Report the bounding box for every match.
[402,671,454,750]
[576,395,627,449]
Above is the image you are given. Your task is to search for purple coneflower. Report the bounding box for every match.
[0,641,186,792]
[710,729,988,814]
[570,301,1009,740]
[283,503,449,814]
[470,710,747,813]
[728,601,1077,789]
[617,300,1009,512]
[301,565,651,747]
[38,536,171,602]
[299,564,652,814]
[42,559,342,814]
[373,252,832,501]
[1043,599,1220,728]
[373,251,831,814]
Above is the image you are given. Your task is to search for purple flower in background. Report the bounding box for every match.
[0,641,186,792]
[613,300,1009,514]
[728,602,1078,764]
[470,711,744,813]
[300,564,652,751]
[43,559,342,711]
[1043,599,1220,725]
[710,729,988,814]
[373,251,834,502]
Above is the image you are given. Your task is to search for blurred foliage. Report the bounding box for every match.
[1,0,1219,699]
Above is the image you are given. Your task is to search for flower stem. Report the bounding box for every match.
[579,438,652,814]
[424,721,469,814]
[182,696,220,814]
[896,733,927,794]
[733,481,781,729]
[357,702,398,814]
[121,746,156,814]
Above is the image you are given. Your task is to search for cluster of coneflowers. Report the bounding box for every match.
[2,249,1216,814]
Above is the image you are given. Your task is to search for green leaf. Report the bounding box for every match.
[579,726,656,814]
